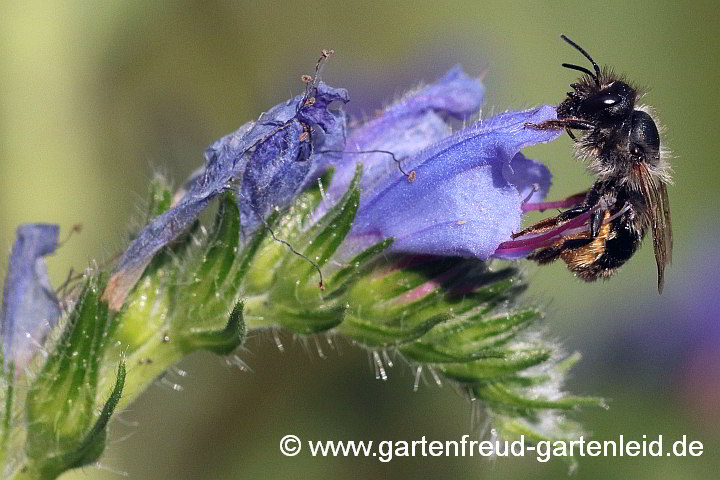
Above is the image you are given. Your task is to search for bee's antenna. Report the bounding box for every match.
[560,34,601,86]
[561,63,597,80]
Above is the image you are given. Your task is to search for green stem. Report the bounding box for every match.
[241,295,276,330]
[0,366,13,469]
[7,465,38,480]
[96,332,184,412]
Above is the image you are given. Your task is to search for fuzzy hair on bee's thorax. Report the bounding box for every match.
[557,68,670,190]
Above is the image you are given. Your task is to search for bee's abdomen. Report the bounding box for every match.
[527,211,644,282]
[566,214,643,280]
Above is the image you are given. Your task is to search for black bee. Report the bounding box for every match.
[517,35,672,293]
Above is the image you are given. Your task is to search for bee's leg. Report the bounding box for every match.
[585,188,622,238]
[566,128,577,141]
[512,216,561,237]
[524,119,594,131]
[556,204,592,222]
[590,208,606,238]
[527,244,565,264]
[512,203,591,238]
[522,190,588,212]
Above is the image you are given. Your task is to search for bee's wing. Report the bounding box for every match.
[638,165,673,293]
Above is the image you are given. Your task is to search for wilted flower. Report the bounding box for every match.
[105,81,349,309]
[1,224,60,373]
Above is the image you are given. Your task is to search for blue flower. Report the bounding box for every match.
[105,82,349,309]
[1,224,60,372]
[321,67,561,261]
[317,65,486,217]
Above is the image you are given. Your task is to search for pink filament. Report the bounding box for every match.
[495,208,594,256]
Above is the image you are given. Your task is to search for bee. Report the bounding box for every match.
[517,35,672,293]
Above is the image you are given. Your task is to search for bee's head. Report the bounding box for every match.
[569,80,636,126]
[628,109,661,165]
[556,35,636,126]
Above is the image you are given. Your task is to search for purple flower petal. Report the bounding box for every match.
[503,152,553,204]
[1,224,60,371]
[388,64,486,120]
[317,66,485,219]
[341,105,561,260]
[105,83,349,310]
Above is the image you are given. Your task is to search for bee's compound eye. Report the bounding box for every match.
[578,81,635,122]
[629,110,660,161]
[580,93,622,114]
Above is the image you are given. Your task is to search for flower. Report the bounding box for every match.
[318,65,486,209]
[346,107,560,258]
[318,66,562,262]
[1,224,60,373]
[104,81,349,310]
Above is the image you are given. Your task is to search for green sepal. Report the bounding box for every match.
[0,362,13,466]
[182,191,241,309]
[398,309,540,363]
[474,381,605,413]
[336,312,451,347]
[242,170,334,296]
[29,363,126,480]
[323,238,394,300]
[246,164,363,333]
[170,192,246,336]
[177,302,246,355]
[264,304,347,334]
[25,273,122,479]
[112,272,170,355]
[26,274,111,458]
[228,211,277,296]
[303,164,361,269]
[146,174,173,219]
[438,348,552,383]
[281,163,362,289]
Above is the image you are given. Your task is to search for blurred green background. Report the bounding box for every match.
[1,1,719,478]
